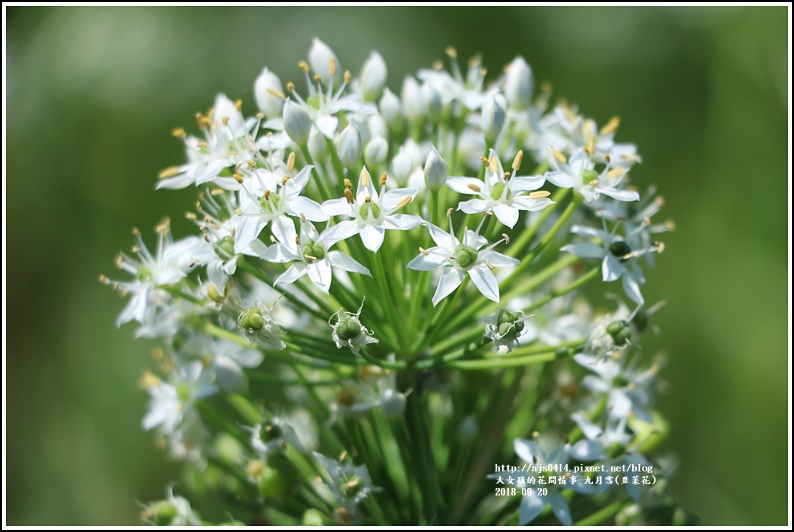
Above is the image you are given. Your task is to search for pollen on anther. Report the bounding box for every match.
[379,172,388,186]
[552,148,567,165]
[512,150,524,171]
[502,233,510,244]
[468,183,482,193]
[233,173,244,183]
[529,191,551,199]
[234,99,243,111]
[343,178,353,189]
[297,61,310,73]
[397,196,413,209]
[171,128,186,139]
[600,116,621,135]
[267,87,285,99]
[282,175,291,186]
[344,71,352,85]
[286,82,296,92]
[328,58,337,77]
[345,189,354,204]
[158,166,181,179]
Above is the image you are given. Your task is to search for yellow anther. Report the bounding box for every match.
[313,74,323,84]
[419,247,429,256]
[139,369,161,389]
[286,151,296,173]
[247,160,257,168]
[445,46,457,58]
[329,57,337,77]
[171,127,186,139]
[446,208,453,218]
[512,150,524,171]
[379,172,388,186]
[432,59,443,70]
[489,155,498,173]
[155,217,171,235]
[264,190,271,200]
[345,189,354,204]
[256,111,265,119]
[364,195,372,203]
[195,112,206,129]
[344,70,351,85]
[397,196,413,209]
[502,233,510,244]
[480,155,489,165]
[360,167,371,187]
[467,183,482,193]
[210,188,224,196]
[158,166,181,179]
[232,173,244,184]
[588,180,599,187]
[604,154,612,163]
[552,148,567,165]
[234,208,242,216]
[529,191,551,199]
[655,241,666,254]
[131,227,141,237]
[600,116,621,135]
[560,103,577,124]
[665,220,676,232]
[282,175,290,186]
[98,274,110,285]
[343,178,353,189]
[196,140,208,149]
[297,60,310,73]
[587,136,596,156]
[608,167,625,179]
[656,195,665,207]
[286,81,296,92]
[234,99,243,111]
[266,87,285,99]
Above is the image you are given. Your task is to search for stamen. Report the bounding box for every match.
[445,46,457,58]
[267,87,285,99]
[313,74,323,84]
[418,247,429,256]
[600,116,621,135]
[360,168,371,187]
[467,183,482,193]
[397,196,413,209]
[529,191,551,199]
[502,233,510,244]
[343,178,353,189]
[345,189,354,204]
[328,57,337,77]
[297,60,310,73]
[286,81,296,92]
[344,70,352,85]
[210,189,224,196]
[552,148,567,165]
[607,167,625,179]
[158,166,181,179]
[512,150,524,171]
[171,128,186,139]
[286,151,296,173]
[155,217,171,235]
[379,172,388,186]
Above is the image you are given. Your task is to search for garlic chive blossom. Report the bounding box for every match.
[407,213,519,306]
[322,167,424,252]
[447,150,552,229]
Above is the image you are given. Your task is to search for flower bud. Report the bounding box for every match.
[337,124,362,170]
[504,56,534,110]
[482,93,506,144]
[606,320,632,346]
[307,128,329,160]
[391,147,413,183]
[421,81,443,123]
[283,99,311,146]
[364,136,389,168]
[303,509,325,526]
[454,244,479,269]
[146,501,179,526]
[213,93,245,134]
[367,113,389,141]
[359,51,387,102]
[308,38,340,87]
[497,308,525,338]
[254,68,285,119]
[423,147,448,191]
[401,76,426,128]
[379,88,404,132]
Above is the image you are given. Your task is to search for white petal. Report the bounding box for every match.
[262,243,299,263]
[213,356,247,393]
[570,224,607,239]
[571,413,604,441]
[383,214,424,231]
[513,196,553,212]
[597,186,640,202]
[275,263,307,285]
[481,250,519,268]
[289,196,329,222]
[602,254,624,282]
[427,223,457,249]
[315,115,339,139]
[328,251,371,276]
[319,220,360,246]
[509,174,545,193]
[234,216,269,253]
[469,267,500,302]
[446,176,484,195]
[286,166,313,194]
[458,198,491,214]
[307,260,333,293]
[543,170,575,189]
[571,439,604,462]
[622,273,644,304]
[493,203,519,229]
[323,197,355,217]
[382,187,418,211]
[271,215,297,245]
[432,268,463,306]
[514,438,541,465]
[207,260,225,290]
[561,242,605,259]
[568,148,590,174]
[406,249,448,271]
[360,224,385,252]
[609,389,632,419]
[547,491,572,526]
[519,494,546,525]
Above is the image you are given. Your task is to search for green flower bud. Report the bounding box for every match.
[303,509,326,526]
[455,244,479,269]
[240,307,266,331]
[632,308,650,333]
[218,236,236,257]
[609,240,632,260]
[497,308,525,338]
[607,320,632,345]
[147,501,178,526]
[302,241,326,261]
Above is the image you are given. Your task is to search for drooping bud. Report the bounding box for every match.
[359,51,387,102]
[423,147,449,191]
[337,124,362,170]
[308,38,340,87]
[254,68,285,119]
[283,99,312,146]
[482,92,507,144]
[401,76,426,128]
[379,88,404,132]
[364,136,389,168]
[504,56,534,110]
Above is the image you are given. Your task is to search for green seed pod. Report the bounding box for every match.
[359,201,382,220]
[455,244,479,269]
[336,315,362,341]
[491,181,506,201]
[240,307,266,331]
[632,308,650,333]
[607,320,632,345]
[609,240,632,259]
[496,309,524,338]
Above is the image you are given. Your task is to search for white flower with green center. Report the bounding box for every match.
[330,299,378,356]
[407,217,519,306]
[234,165,327,254]
[480,308,532,353]
[142,361,217,435]
[543,147,640,204]
[447,150,552,229]
[322,167,424,252]
[262,217,370,293]
[157,93,253,190]
[313,451,375,514]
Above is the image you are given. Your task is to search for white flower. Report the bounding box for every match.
[417,48,486,111]
[330,299,379,356]
[249,417,304,456]
[234,165,327,254]
[561,224,660,304]
[313,452,375,513]
[480,308,532,353]
[322,167,424,252]
[308,38,341,88]
[447,150,552,229]
[407,219,519,306]
[204,338,264,393]
[262,217,370,293]
[142,361,217,435]
[543,147,640,204]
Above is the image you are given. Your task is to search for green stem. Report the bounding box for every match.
[574,500,629,526]
[406,394,447,524]
[447,343,582,370]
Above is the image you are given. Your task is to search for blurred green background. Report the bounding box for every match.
[6,6,788,525]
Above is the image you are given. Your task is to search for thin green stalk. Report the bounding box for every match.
[447,343,582,370]
[406,394,447,524]
[574,500,630,526]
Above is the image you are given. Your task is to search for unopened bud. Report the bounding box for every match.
[254,68,285,119]
[308,38,340,87]
[401,76,426,127]
[337,124,362,170]
[364,136,389,168]
[424,148,449,191]
[359,51,387,102]
[504,56,534,110]
[379,88,404,132]
[482,93,507,144]
[283,100,311,146]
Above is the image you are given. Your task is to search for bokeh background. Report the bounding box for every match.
[6,6,789,525]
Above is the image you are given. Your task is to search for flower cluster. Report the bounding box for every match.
[104,39,689,526]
